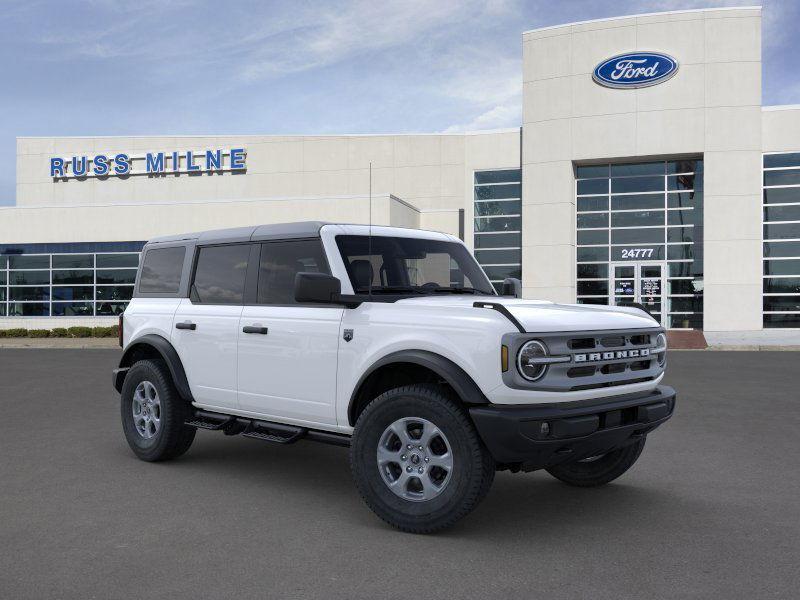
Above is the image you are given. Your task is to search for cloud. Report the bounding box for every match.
[442,103,521,133]
[236,0,474,82]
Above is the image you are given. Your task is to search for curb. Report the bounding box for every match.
[0,338,120,349]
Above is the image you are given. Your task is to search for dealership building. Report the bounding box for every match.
[2,6,799,342]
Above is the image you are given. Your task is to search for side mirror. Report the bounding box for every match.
[295,272,342,304]
[501,277,522,298]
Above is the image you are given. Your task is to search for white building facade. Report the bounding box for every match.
[2,6,800,340]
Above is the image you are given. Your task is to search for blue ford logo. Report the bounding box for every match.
[593,52,678,89]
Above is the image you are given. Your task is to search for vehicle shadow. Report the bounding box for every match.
[166,432,683,540]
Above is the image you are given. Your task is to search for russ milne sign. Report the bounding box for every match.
[593,52,678,89]
[50,148,246,179]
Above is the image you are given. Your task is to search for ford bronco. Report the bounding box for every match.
[113,222,674,533]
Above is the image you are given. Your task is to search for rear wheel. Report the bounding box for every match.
[350,384,494,533]
[120,359,196,462]
[545,437,646,487]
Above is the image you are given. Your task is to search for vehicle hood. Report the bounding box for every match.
[395,295,660,333]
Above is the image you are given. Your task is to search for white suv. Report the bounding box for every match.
[114,222,674,533]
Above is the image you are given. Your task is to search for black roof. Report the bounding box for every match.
[146,221,331,246]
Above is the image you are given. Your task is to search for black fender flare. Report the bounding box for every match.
[348,349,489,426]
[114,334,194,402]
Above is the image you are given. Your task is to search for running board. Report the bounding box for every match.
[242,420,306,444]
[185,410,235,431]
[185,410,350,447]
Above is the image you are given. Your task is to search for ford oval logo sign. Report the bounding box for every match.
[593,52,679,89]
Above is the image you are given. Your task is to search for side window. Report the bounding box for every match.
[139,246,186,294]
[258,240,329,305]
[192,244,250,304]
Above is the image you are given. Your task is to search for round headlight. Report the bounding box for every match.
[517,340,549,381]
[655,333,667,366]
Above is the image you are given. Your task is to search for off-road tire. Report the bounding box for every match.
[120,359,196,462]
[350,384,495,533]
[545,437,646,487]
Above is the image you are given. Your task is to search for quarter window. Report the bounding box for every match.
[139,247,185,294]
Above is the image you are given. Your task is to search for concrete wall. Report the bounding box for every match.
[763,106,800,152]
[521,6,763,331]
[16,131,519,234]
[14,130,520,251]
[0,194,417,243]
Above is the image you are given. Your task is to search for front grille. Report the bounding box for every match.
[599,336,626,348]
[505,327,664,392]
[568,337,595,350]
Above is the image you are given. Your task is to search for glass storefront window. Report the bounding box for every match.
[9,255,49,269]
[52,302,94,316]
[0,248,141,318]
[96,269,137,284]
[576,159,704,329]
[52,270,93,285]
[52,254,93,269]
[96,253,139,268]
[8,302,49,316]
[474,169,522,292]
[764,152,800,328]
[52,286,94,301]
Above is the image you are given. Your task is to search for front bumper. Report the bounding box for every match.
[469,385,676,471]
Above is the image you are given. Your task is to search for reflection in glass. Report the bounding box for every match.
[52,254,93,269]
[52,302,94,316]
[9,255,49,269]
[97,269,137,285]
[52,270,93,284]
[474,170,521,185]
[96,253,139,268]
[52,286,94,301]
[9,271,50,285]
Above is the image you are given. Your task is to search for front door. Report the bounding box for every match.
[610,262,665,326]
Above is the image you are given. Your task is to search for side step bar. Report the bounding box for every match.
[185,410,350,447]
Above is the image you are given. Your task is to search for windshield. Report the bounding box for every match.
[335,235,496,296]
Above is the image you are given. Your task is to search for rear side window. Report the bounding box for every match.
[192,244,250,304]
[138,247,186,294]
[258,240,329,304]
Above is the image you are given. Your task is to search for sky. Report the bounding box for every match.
[1,0,798,206]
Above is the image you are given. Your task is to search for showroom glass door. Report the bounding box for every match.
[611,262,666,326]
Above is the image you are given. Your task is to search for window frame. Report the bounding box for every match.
[188,242,255,306]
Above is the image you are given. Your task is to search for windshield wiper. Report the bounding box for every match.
[353,286,426,295]
[427,286,485,295]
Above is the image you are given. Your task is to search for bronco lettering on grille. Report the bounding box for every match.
[574,348,650,363]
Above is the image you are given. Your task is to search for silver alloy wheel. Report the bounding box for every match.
[377,417,454,502]
[132,380,161,440]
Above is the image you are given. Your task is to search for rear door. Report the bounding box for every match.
[237,239,344,426]
[172,243,254,411]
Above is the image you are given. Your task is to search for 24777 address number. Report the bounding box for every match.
[620,248,655,259]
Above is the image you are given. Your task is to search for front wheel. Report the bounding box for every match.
[545,437,646,487]
[350,384,495,533]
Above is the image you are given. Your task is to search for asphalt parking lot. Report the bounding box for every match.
[1,350,798,599]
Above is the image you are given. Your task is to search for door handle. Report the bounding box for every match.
[176,322,196,330]
[242,326,269,335]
